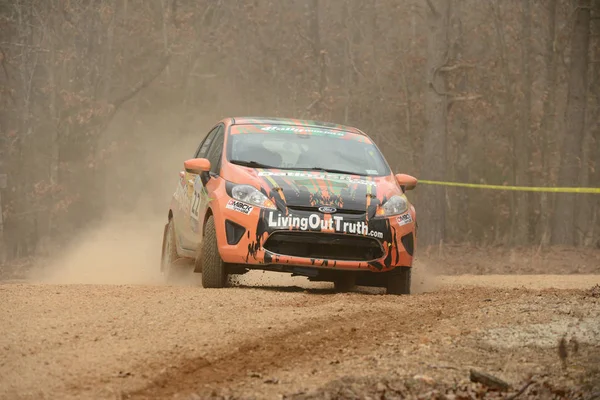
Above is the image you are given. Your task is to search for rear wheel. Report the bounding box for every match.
[161,218,186,282]
[333,273,356,293]
[386,267,411,295]
[200,216,228,288]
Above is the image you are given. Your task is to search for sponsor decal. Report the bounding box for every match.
[397,213,413,226]
[260,125,344,137]
[226,199,254,215]
[267,212,384,239]
[258,171,377,186]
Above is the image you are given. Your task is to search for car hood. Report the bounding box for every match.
[231,168,402,214]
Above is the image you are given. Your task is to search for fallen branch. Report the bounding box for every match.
[469,369,510,391]
[506,380,535,400]
[427,364,459,370]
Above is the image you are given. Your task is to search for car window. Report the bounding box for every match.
[205,125,225,174]
[194,125,220,158]
[227,124,390,176]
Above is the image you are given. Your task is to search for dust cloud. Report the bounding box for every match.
[32,211,438,291]
[33,209,165,285]
[29,110,201,286]
[411,258,440,294]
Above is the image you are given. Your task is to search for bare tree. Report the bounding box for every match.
[552,0,592,245]
[516,0,532,245]
[420,0,451,246]
[537,0,559,245]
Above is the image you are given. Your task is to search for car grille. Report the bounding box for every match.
[262,231,383,262]
[286,205,366,216]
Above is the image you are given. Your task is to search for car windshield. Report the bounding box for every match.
[227,124,391,176]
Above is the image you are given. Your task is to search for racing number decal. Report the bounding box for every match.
[190,175,204,221]
[190,175,213,223]
[191,190,201,219]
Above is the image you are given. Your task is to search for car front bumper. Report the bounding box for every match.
[216,204,416,273]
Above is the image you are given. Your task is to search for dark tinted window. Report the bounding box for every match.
[205,125,225,174]
[194,125,220,158]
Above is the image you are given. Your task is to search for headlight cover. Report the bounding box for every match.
[231,184,276,210]
[381,195,409,216]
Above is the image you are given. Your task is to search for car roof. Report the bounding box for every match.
[229,116,366,136]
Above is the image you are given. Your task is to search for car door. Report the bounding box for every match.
[191,125,225,244]
[175,125,221,251]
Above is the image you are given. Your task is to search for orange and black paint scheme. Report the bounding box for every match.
[161,117,418,294]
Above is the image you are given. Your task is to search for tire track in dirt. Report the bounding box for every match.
[121,288,494,399]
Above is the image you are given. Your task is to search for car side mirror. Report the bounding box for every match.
[395,173,417,191]
[184,158,211,174]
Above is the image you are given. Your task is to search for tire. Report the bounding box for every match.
[161,218,185,282]
[386,267,411,295]
[200,216,228,288]
[333,273,356,293]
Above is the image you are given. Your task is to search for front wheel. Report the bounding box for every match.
[386,267,411,295]
[200,216,228,288]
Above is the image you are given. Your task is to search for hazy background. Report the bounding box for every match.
[0,0,599,270]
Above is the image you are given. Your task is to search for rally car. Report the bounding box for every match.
[161,117,418,294]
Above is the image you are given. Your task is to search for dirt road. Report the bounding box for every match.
[1,271,599,400]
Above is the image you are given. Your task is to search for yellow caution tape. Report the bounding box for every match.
[418,180,600,194]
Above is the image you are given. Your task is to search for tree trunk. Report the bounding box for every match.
[582,0,600,246]
[453,9,470,242]
[515,0,532,245]
[308,0,326,119]
[492,0,518,244]
[551,0,591,245]
[420,0,451,246]
[537,0,558,246]
[342,1,351,125]
[0,189,5,264]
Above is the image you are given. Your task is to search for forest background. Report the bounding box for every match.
[0,0,599,266]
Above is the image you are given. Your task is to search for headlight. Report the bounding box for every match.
[381,195,408,216]
[231,184,276,209]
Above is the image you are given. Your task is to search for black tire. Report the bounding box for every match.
[386,267,411,295]
[161,218,185,282]
[200,216,228,288]
[333,273,356,293]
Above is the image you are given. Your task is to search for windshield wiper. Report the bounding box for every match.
[292,167,367,176]
[229,159,276,169]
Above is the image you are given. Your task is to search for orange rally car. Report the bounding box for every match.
[161,117,418,294]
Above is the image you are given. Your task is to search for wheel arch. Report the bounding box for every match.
[203,207,214,236]
[196,204,229,264]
